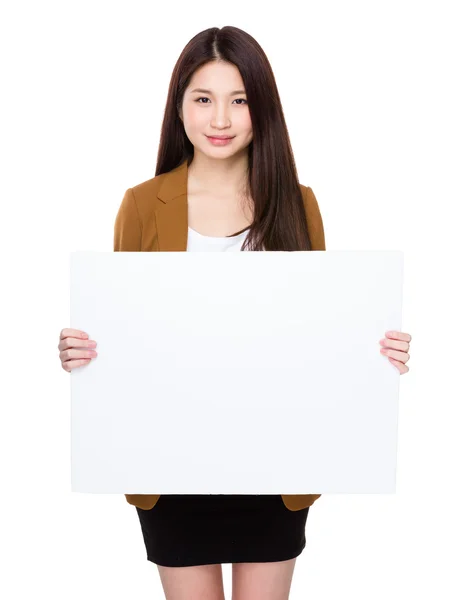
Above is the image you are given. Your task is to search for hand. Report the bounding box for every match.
[59,328,98,372]
[379,330,411,374]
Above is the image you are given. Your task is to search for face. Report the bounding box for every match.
[179,61,253,159]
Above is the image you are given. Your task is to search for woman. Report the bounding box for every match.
[58,25,412,600]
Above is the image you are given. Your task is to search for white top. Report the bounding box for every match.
[187,226,250,252]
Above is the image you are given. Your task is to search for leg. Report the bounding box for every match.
[157,563,226,600]
[232,558,297,600]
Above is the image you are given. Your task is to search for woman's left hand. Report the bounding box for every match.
[379,331,412,374]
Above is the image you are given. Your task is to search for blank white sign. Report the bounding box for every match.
[70,250,403,495]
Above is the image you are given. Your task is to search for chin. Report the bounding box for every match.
[201,143,237,154]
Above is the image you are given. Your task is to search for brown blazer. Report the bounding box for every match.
[113,158,326,512]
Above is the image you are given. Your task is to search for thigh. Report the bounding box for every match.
[157,563,226,600]
[232,558,297,600]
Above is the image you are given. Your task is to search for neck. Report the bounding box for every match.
[188,151,249,197]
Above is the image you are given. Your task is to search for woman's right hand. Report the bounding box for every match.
[59,328,97,372]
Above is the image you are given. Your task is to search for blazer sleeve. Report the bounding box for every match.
[113,188,142,251]
[304,186,326,251]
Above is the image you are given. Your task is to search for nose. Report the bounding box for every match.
[210,103,231,128]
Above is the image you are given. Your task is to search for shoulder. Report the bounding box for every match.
[299,183,318,206]
[299,184,325,250]
[126,170,169,216]
[299,184,323,220]
[113,171,172,251]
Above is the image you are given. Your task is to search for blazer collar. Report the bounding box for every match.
[155,159,189,251]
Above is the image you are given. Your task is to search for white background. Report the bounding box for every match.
[1,1,447,599]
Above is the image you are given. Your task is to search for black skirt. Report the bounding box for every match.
[135,494,310,567]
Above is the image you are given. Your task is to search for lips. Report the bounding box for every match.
[206,135,234,140]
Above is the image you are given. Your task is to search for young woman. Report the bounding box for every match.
[58,25,412,600]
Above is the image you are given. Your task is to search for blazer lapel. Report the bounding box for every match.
[155,159,189,251]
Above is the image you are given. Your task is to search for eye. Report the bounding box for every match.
[195,97,248,105]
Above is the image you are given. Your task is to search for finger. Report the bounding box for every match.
[388,356,409,374]
[60,328,89,340]
[63,358,91,372]
[58,337,97,351]
[60,348,97,362]
[385,331,412,343]
[379,338,409,352]
[380,348,410,363]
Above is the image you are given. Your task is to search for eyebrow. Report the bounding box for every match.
[189,88,247,96]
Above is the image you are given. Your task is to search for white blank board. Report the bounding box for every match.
[70,250,403,495]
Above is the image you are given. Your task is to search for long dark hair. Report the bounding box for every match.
[155,26,312,252]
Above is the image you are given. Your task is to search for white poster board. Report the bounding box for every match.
[70,251,403,495]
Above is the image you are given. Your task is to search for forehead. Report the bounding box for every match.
[189,61,245,89]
